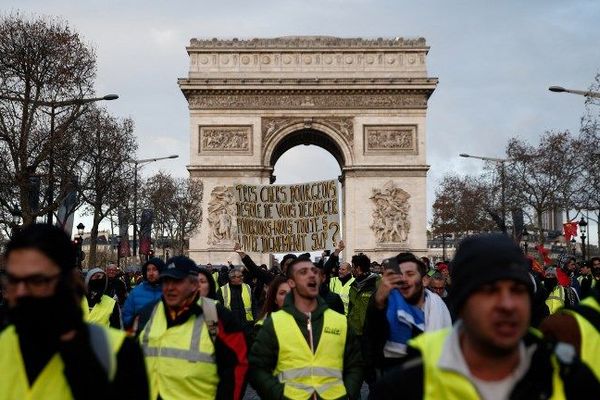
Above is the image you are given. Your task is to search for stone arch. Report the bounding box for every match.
[262,119,354,170]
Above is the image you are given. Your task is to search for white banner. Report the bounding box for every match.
[234,179,341,253]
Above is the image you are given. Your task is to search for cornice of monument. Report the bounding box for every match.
[188,36,429,51]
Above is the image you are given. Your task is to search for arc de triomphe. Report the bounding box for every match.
[178,36,437,264]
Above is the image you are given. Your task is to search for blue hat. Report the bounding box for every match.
[160,256,199,280]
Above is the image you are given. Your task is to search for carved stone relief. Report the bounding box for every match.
[261,117,354,149]
[364,125,417,154]
[207,186,237,245]
[189,91,428,110]
[199,126,252,154]
[370,181,411,244]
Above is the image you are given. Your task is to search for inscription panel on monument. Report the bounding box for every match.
[364,125,417,155]
[199,125,253,154]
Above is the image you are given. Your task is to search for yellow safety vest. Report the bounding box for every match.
[329,276,355,315]
[212,272,219,287]
[141,298,218,400]
[564,296,600,381]
[272,309,347,399]
[222,283,253,321]
[546,286,566,314]
[82,295,116,327]
[409,328,566,399]
[0,324,125,400]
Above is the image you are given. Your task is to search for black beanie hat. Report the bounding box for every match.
[448,233,533,315]
[142,257,166,279]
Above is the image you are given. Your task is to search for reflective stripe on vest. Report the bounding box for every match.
[329,277,355,315]
[222,283,253,321]
[272,309,347,400]
[140,299,218,400]
[546,286,565,314]
[564,296,600,381]
[409,328,566,399]
[86,295,116,327]
[0,324,125,400]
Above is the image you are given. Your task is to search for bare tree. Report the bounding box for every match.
[504,131,584,242]
[0,13,96,226]
[431,174,495,236]
[142,172,203,256]
[77,107,137,267]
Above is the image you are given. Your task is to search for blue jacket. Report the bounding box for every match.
[122,281,162,328]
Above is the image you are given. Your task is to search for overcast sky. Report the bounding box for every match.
[4,0,600,242]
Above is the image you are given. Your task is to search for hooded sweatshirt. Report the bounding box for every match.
[122,259,164,328]
[84,268,122,329]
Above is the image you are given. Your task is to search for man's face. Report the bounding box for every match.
[339,263,350,278]
[461,280,530,355]
[580,265,591,276]
[106,265,118,279]
[3,249,61,307]
[162,276,198,309]
[397,261,424,304]
[567,260,577,272]
[288,260,321,300]
[206,263,213,272]
[146,264,160,283]
[429,279,446,297]
[229,271,243,286]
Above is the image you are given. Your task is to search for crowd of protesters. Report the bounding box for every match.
[1,223,600,399]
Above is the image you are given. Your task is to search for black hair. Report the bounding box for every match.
[286,257,314,279]
[351,253,371,273]
[197,267,217,299]
[5,223,76,274]
[393,252,428,277]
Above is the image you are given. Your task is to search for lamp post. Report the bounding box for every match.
[459,153,508,233]
[579,217,588,261]
[549,86,600,99]
[522,227,529,254]
[571,237,577,256]
[129,155,179,257]
[76,222,85,269]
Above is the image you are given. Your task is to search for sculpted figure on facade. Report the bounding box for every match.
[207,186,236,245]
[200,127,250,152]
[370,181,411,243]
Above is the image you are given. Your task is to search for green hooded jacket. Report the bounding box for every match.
[248,293,364,400]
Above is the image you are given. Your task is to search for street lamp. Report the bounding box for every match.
[579,217,588,261]
[459,153,508,233]
[549,86,600,99]
[129,154,179,257]
[571,237,577,256]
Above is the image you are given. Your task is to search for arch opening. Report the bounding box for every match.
[269,128,346,170]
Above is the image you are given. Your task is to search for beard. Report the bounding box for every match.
[404,280,424,305]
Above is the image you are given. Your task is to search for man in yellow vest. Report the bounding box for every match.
[541,285,600,382]
[83,267,122,328]
[141,256,248,400]
[0,223,148,400]
[249,256,363,400]
[371,233,600,399]
[218,266,254,326]
[544,267,580,314]
[329,262,355,315]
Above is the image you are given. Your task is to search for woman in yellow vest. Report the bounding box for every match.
[249,257,363,400]
[0,223,148,400]
[83,267,122,328]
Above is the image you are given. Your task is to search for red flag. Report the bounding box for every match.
[535,244,552,266]
[563,222,578,242]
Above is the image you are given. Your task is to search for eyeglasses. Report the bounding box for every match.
[1,272,61,292]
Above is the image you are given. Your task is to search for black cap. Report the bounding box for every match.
[160,256,199,280]
[448,234,533,315]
